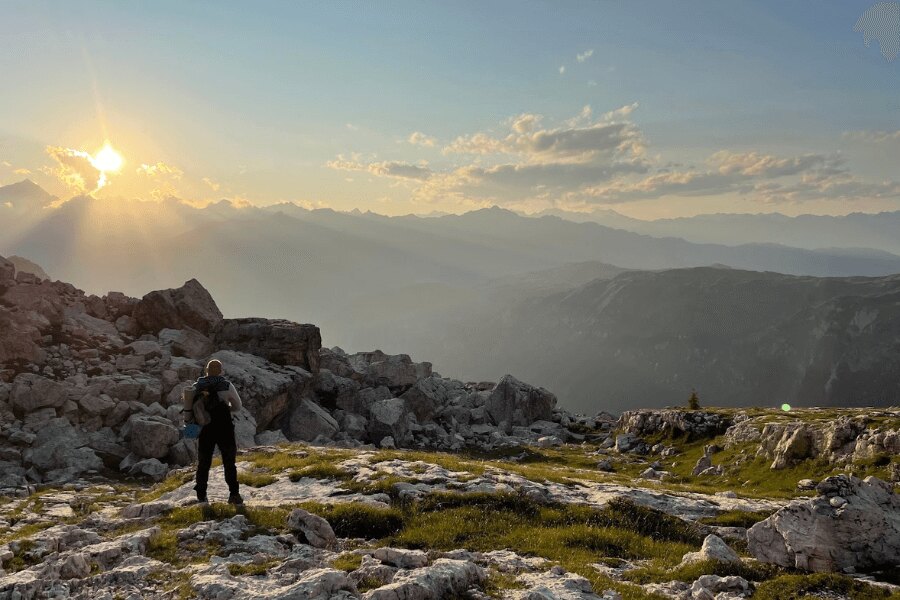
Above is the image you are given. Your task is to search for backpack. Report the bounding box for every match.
[182,377,230,427]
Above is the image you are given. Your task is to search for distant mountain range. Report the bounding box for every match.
[532,207,900,256]
[2,180,900,413]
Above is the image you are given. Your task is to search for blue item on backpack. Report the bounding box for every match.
[183,423,201,439]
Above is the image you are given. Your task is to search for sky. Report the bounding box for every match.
[1,0,899,218]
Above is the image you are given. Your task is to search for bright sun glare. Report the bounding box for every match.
[91,143,124,173]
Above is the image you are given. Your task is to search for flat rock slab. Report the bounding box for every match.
[156,471,387,508]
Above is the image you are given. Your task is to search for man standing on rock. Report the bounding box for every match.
[193,359,244,505]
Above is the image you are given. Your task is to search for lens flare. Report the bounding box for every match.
[781,403,792,411]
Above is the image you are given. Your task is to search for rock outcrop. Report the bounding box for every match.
[0,256,594,488]
[213,318,321,373]
[619,409,732,439]
[748,475,900,572]
[726,413,900,471]
[133,278,223,335]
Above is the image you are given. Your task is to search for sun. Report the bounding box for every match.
[91,142,124,173]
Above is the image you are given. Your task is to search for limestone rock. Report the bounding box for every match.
[369,398,409,444]
[690,575,750,600]
[400,377,466,423]
[373,547,428,569]
[10,374,67,414]
[364,558,484,600]
[133,278,222,335]
[345,350,432,389]
[510,567,602,599]
[126,458,169,481]
[288,398,339,442]
[748,475,900,572]
[681,535,740,565]
[486,374,556,431]
[619,410,731,439]
[213,318,322,372]
[128,415,180,459]
[287,508,337,550]
[158,327,213,359]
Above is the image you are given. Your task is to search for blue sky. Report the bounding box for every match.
[1,1,898,217]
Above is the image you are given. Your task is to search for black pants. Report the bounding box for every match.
[195,420,239,497]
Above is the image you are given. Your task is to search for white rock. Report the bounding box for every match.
[287,508,337,550]
[680,535,740,565]
[748,475,900,572]
[373,547,428,569]
[364,558,484,600]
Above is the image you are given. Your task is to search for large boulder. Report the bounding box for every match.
[158,327,213,359]
[345,350,432,389]
[287,508,337,549]
[128,415,181,459]
[748,475,900,572]
[368,398,409,444]
[22,417,103,478]
[287,398,339,442]
[485,374,556,430]
[681,534,740,565]
[400,377,466,423]
[10,373,68,414]
[132,279,222,335]
[213,318,321,373]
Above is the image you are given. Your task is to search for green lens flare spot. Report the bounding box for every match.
[781,403,792,412]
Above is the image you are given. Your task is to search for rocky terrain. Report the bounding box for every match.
[0,254,899,599]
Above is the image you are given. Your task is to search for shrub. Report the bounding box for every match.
[687,390,700,410]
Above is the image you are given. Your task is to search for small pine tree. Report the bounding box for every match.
[687,390,700,410]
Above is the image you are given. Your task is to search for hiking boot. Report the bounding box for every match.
[194,494,208,505]
[227,493,244,505]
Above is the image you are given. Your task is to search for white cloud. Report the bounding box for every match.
[46,146,103,194]
[327,157,433,181]
[576,49,594,62]
[137,162,183,178]
[559,65,566,75]
[202,177,221,191]
[329,104,900,211]
[843,129,900,143]
[601,102,639,121]
[13,168,31,175]
[1,161,10,168]
[408,131,437,147]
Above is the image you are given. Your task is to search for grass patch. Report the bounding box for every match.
[237,471,278,488]
[289,463,351,481]
[698,510,773,528]
[147,569,196,599]
[379,493,691,600]
[624,558,780,585]
[138,470,194,503]
[147,528,219,567]
[301,502,405,539]
[244,448,355,474]
[0,521,55,546]
[483,568,526,598]
[331,552,363,572]
[227,559,280,576]
[753,573,900,600]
